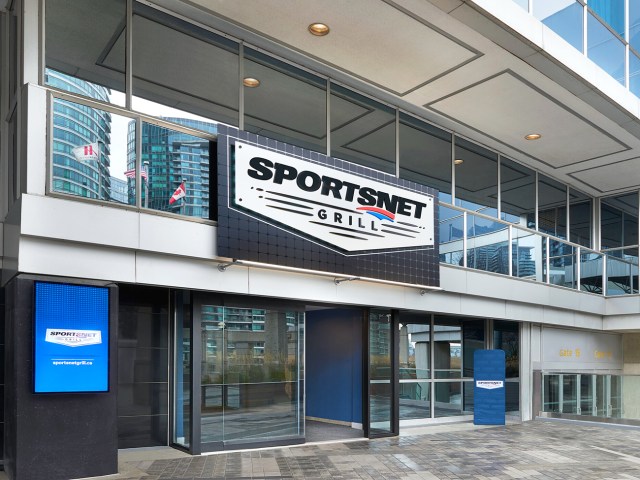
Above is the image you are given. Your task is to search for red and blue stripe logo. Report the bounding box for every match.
[356,206,395,222]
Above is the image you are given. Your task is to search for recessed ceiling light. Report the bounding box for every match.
[243,77,260,88]
[308,23,330,36]
[454,159,464,165]
[524,133,542,140]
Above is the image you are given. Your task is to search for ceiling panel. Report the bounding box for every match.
[571,158,640,193]
[187,0,480,95]
[427,71,629,169]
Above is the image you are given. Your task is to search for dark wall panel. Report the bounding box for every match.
[117,285,169,448]
[4,276,117,480]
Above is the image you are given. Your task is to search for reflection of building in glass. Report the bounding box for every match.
[110,177,128,204]
[126,118,216,218]
[47,69,112,199]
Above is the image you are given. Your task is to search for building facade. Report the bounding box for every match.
[3,1,640,479]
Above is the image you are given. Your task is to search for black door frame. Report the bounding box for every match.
[363,307,399,439]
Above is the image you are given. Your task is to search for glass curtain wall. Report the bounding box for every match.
[601,192,639,295]
[44,0,605,267]
[398,315,519,424]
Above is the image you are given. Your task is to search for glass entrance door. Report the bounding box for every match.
[367,309,397,437]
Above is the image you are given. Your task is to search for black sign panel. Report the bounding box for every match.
[216,126,440,286]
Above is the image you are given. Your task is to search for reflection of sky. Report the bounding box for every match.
[107,92,212,181]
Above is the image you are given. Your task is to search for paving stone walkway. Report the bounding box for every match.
[84,420,640,479]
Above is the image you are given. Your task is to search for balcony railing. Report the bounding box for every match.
[439,203,639,296]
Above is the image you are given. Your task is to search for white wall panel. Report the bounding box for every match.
[248,268,345,305]
[26,85,47,195]
[18,237,136,282]
[139,213,216,259]
[606,295,640,316]
[21,194,139,249]
[459,295,506,318]
[136,252,248,293]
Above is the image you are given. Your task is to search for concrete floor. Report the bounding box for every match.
[12,419,640,479]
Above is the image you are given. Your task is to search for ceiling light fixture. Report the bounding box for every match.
[454,159,464,165]
[308,23,330,36]
[243,77,260,88]
[524,133,542,140]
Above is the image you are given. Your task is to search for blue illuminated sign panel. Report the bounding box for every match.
[34,282,109,393]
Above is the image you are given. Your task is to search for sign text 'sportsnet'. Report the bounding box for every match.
[233,142,435,254]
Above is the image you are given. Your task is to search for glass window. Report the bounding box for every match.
[330,83,396,174]
[244,49,326,153]
[466,214,510,275]
[570,188,592,248]
[587,11,626,86]
[140,121,215,219]
[132,4,239,125]
[493,320,519,412]
[630,51,640,98]
[398,315,431,422]
[534,0,584,52]
[588,0,625,38]
[398,113,451,201]
[630,1,640,51]
[433,316,462,380]
[454,137,498,216]
[46,0,126,104]
[439,206,464,266]
[52,98,135,205]
[200,305,304,446]
[500,157,535,225]
[601,193,639,250]
[537,174,567,239]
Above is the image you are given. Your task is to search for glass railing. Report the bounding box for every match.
[438,203,640,297]
[512,0,640,97]
[541,373,639,423]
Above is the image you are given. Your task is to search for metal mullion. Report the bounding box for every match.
[497,155,502,219]
[535,171,539,231]
[508,225,513,277]
[239,42,244,131]
[583,2,588,56]
[326,79,331,156]
[126,0,132,109]
[602,254,608,296]
[395,109,400,178]
[39,0,44,85]
[451,134,456,204]
[135,117,142,208]
[576,246,581,291]
[546,236,550,284]
[430,313,435,419]
[463,211,468,268]
[191,295,201,454]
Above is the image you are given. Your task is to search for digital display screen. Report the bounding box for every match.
[34,282,109,393]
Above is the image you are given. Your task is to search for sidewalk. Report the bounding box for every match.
[70,420,640,479]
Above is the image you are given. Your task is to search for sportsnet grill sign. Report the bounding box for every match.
[45,329,102,347]
[233,142,435,254]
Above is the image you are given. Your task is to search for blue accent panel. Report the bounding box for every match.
[306,309,362,424]
[474,349,505,425]
[34,282,110,393]
[365,211,392,221]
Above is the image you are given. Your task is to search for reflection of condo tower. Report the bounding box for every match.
[47,69,112,200]
[126,118,216,216]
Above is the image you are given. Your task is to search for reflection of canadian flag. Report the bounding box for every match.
[72,142,100,161]
[169,181,186,204]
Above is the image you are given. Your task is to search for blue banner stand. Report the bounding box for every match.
[474,349,506,425]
